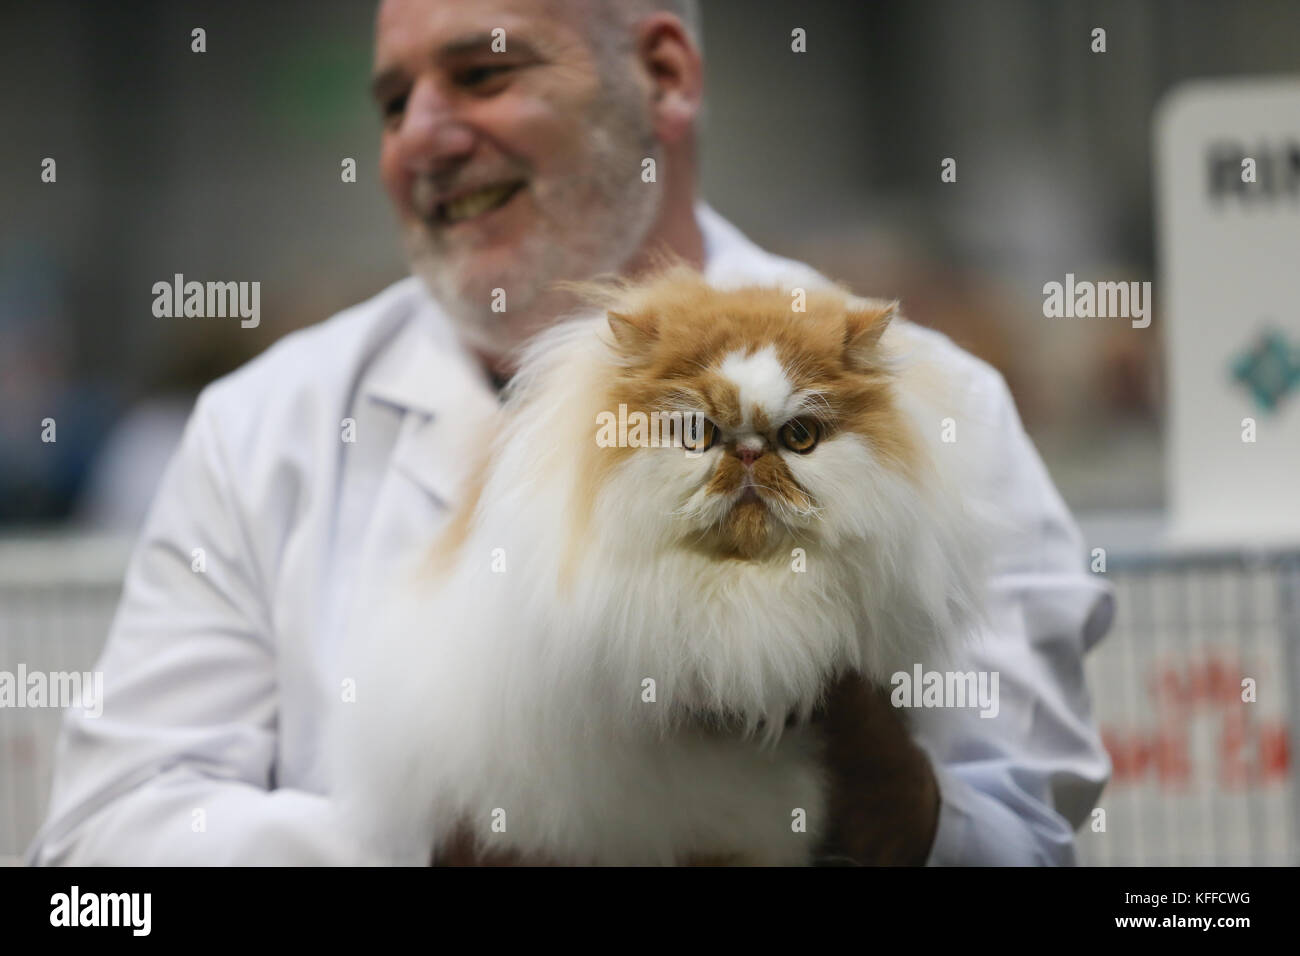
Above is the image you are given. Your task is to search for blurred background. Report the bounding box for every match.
[1,0,1298,864]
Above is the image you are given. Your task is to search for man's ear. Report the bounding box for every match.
[844,302,898,370]
[635,13,704,145]
[607,310,657,355]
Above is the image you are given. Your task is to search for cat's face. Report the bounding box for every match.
[595,273,920,561]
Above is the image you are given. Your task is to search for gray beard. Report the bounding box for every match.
[403,93,664,358]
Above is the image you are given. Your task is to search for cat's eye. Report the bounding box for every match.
[681,415,717,452]
[779,418,819,454]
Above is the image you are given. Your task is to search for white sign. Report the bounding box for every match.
[1156,78,1300,548]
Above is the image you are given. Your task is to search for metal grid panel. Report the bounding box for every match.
[1078,553,1299,865]
[0,537,128,864]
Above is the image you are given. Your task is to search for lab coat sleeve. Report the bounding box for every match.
[26,390,358,865]
[921,370,1115,866]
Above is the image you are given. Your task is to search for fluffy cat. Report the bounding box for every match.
[330,268,991,866]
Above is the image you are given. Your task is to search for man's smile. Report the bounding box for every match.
[415,179,528,227]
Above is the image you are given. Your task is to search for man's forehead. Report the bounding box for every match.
[374,0,585,59]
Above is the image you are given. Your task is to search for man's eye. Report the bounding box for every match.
[456,65,513,88]
[382,93,408,122]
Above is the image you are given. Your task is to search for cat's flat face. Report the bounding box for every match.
[595,273,919,560]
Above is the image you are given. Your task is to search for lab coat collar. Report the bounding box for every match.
[362,284,493,419]
[360,302,498,509]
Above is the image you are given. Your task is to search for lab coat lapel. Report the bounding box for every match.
[364,313,499,509]
[336,310,499,661]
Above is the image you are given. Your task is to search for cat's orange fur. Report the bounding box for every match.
[587,269,920,560]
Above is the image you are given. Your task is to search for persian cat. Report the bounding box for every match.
[330,268,990,866]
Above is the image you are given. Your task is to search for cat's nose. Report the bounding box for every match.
[735,447,764,466]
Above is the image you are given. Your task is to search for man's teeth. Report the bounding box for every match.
[442,183,519,223]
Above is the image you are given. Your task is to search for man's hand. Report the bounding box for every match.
[811,671,941,865]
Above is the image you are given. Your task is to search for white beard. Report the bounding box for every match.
[329,305,993,866]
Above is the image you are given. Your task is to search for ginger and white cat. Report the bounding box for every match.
[330,268,990,865]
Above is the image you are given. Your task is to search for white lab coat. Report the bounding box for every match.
[27,204,1114,865]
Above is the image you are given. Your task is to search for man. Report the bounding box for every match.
[28,0,1113,865]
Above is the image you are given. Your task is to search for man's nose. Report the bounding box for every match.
[393,76,476,175]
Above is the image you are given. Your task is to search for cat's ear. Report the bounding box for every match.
[844,301,897,370]
[607,310,657,355]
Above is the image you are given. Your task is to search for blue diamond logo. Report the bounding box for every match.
[1231,328,1300,412]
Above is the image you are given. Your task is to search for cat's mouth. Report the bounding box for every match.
[685,477,780,561]
[687,471,817,560]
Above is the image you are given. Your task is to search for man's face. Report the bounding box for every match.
[373,0,663,352]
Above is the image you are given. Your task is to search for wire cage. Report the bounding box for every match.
[1076,550,1300,865]
[1,536,1297,865]
[0,536,132,865]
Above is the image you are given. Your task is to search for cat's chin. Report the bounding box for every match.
[677,530,788,563]
[668,494,789,561]
[689,511,802,562]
